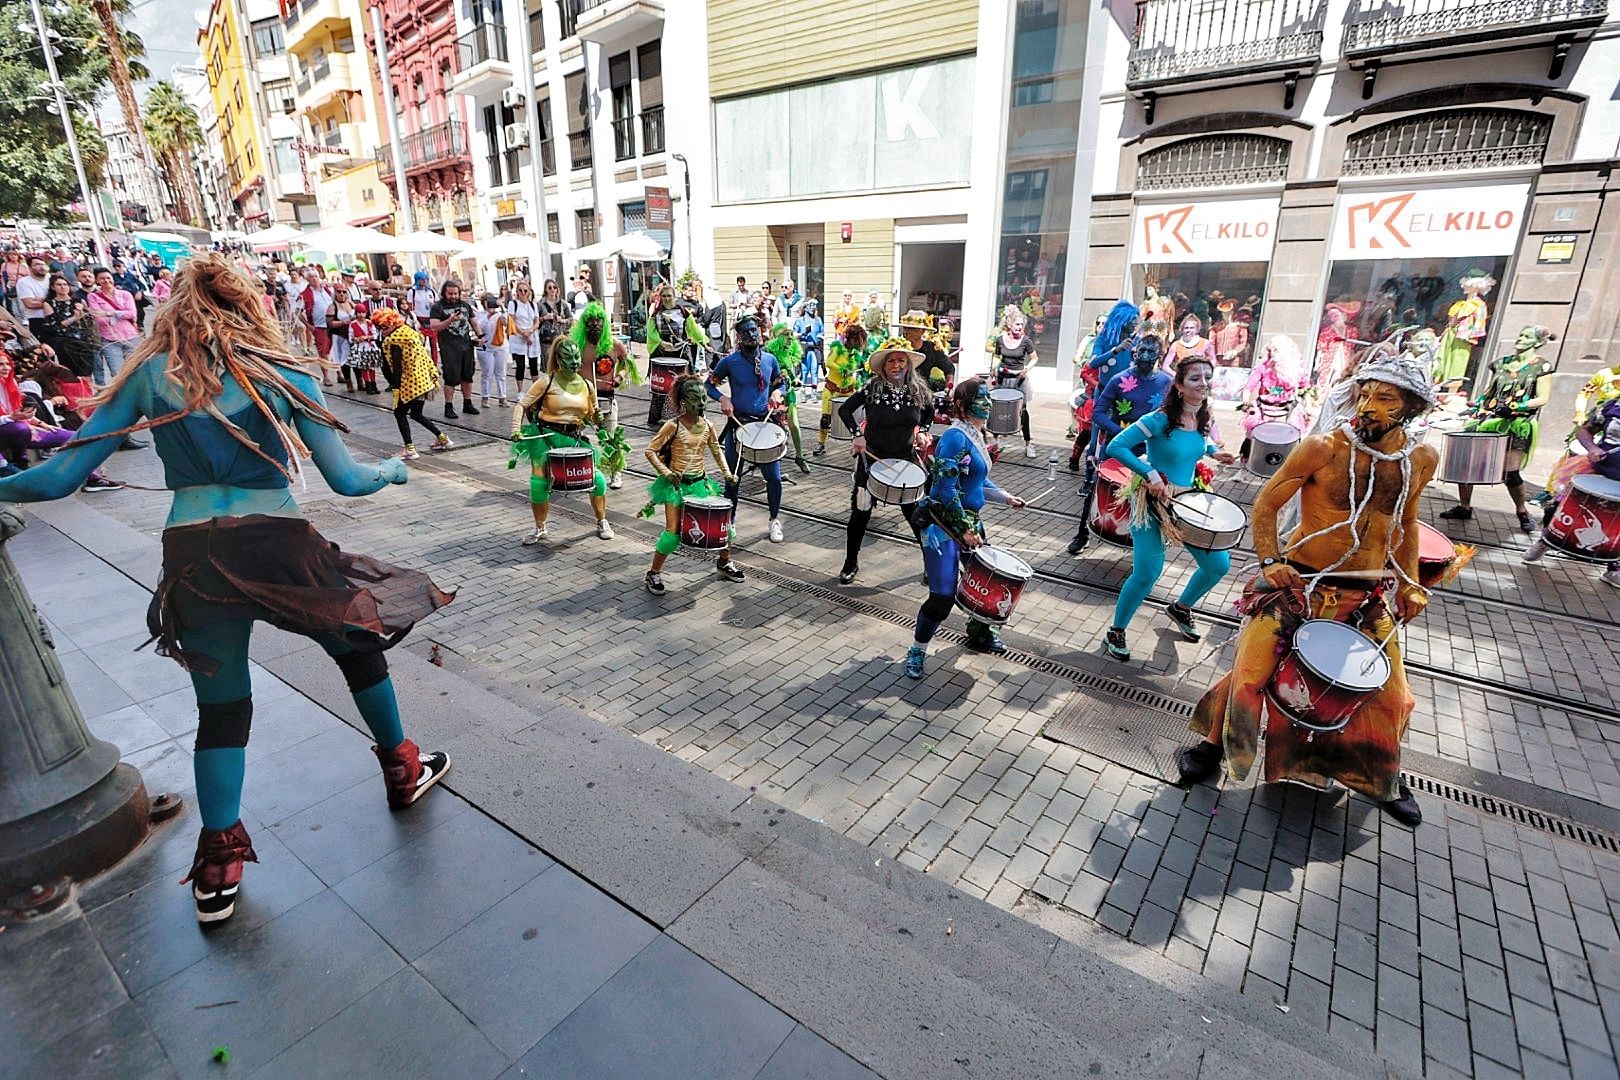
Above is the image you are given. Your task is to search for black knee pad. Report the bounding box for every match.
[195,696,253,750]
[1505,471,1523,489]
[920,592,955,622]
[334,649,390,693]
[819,414,832,432]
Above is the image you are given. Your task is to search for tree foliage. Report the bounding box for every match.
[0,0,119,222]
[144,80,203,224]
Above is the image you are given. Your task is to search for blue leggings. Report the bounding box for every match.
[184,619,406,830]
[1112,520,1230,630]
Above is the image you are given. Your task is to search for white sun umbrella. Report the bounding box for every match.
[570,231,667,263]
[248,222,304,249]
[453,232,542,263]
[298,223,399,255]
[389,230,470,254]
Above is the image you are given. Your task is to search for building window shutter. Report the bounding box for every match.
[636,42,661,106]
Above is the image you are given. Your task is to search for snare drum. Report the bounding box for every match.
[679,495,733,549]
[546,446,595,492]
[987,389,1023,436]
[867,458,926,505]
[955,545,1033,625]
[1543,474,1620,562]
[829,396,859,440]
[1090,458,1134,547]
[1169,490,1248,550]
[1265,619,1391,735]
[1437,430,1508,485]
[737,421,787,464]
[648,357,687,395]
[1246,422,1300,478]
[1416,522,1458,589]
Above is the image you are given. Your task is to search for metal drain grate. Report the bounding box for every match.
[1400,774,1620,854]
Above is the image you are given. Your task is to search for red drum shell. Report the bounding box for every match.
[1264,619,1390,734]
[679,496,733,549]
[1089,458,1134,547]
[1416,522,1456,590]
[546,447,595,492]
[648,357,686,394]
[1543,475,1620,563]
[954,546,1033,625]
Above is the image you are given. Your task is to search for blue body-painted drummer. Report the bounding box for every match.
[708,315,787,543]
[906,378,1028,678]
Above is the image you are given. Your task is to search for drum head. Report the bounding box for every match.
[684,495,731,511]
[990,389,1023,403]
[870,459,925,487]
[739,421,786,450]
[1294,619,1389,692]
[1098,458,1131,484]
[1251,422,1300,445]
[1416,522,1454,563]
[972,545,1033,579]
[1171,491,1247,532]
[550,446,590,460]
[1571,473,1620,500]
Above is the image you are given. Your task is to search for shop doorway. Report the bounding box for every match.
[897,241,965,348]
[786,228,824,310]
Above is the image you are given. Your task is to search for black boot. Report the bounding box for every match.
[1381,783,1423,827]
[1175,740,1223,787]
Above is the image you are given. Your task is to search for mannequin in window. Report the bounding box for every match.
[1432,269,1494,389]
[1141,279,1175,333]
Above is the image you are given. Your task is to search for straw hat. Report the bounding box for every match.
[867,335,922,375]
[898,309,934,331]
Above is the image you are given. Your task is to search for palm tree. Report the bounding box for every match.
[144,81,205,225]
[89,0,158,214]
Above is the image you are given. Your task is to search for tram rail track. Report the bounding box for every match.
[332,395,1618,722]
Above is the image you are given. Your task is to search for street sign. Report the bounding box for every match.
[646,186,671,229]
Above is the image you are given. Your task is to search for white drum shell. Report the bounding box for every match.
[1437,431,1508,485]
[866,459,927,505]
[1246,422,1300,478]
[829,396,860,440]
[737,421,787,464]
[1169,491,1249,550]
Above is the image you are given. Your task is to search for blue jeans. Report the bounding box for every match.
[97,338,137,383]
[721,420,782,519]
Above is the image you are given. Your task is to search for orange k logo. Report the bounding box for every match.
[1141,206,1194,255]
[1345,193,1414,251]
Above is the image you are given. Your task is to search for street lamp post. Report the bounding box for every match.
[25,0,106,264]
[671,152,692,273]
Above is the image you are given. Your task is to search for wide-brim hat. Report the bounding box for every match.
[868,336,922,374]
[898,309,934,330]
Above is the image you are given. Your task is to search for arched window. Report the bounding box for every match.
[1136,134,1291,191]
[1343,108,1551,176]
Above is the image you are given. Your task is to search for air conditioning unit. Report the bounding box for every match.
[501,87,526,109]
[503,122,529,148]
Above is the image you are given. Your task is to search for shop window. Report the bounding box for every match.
[620,201,646,233]
[1136,134,1290,192]
[1343,109,1551,177]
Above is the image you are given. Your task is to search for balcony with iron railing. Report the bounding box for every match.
[1126,0,1326,88]
[1340,0,1607,57]
[568,130,592,169]
[573,0,664,42]
[639,104,663,154]
[453,21,508,92]
[376,120,470,183]
[611,115,636,161]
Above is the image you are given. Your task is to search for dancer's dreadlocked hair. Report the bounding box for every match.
[78,252,346,485]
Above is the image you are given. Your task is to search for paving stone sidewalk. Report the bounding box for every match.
[40,400,1620,1079]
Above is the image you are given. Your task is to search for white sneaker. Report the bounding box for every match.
[1024,442,1038,459]
[522,526,547,545]
[398,447,420,461]
[1521,539,1548,564]
[768,518,783,543]
[596,519,615,540]
[1601,566,1620,589]
[609,474,623,490]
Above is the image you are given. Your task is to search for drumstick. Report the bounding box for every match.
[1022,485,1056,506]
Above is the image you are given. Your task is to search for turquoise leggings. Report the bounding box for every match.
[1112,520,1230,630]
[185,619,406,830]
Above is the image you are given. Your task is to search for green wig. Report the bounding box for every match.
[764,320,802,371]
[572,301,613,355]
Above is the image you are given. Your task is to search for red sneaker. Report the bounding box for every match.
[373,739,451,809]
[181,821,258,924]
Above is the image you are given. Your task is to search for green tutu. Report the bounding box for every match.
[1466,414,1538,457]
[639,473,724,517]
[511,425,606,500]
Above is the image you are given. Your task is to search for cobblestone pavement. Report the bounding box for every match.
[69,385,1620,1080]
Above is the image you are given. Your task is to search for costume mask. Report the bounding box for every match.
[737,319,762,352]
[679,380,706,417]
[585,317,604,341]
[1515,325,1550,353]
[555,340,583,375]
[968,384,992,420]
[1133,337,1162,374]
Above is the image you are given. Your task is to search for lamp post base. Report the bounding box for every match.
[0,764,150,895]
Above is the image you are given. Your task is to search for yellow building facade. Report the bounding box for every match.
[201,0,271,222]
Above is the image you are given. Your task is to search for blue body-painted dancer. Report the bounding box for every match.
[1069,299,1141,554]
[0,255,453,924]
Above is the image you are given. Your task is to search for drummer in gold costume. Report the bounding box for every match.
[1177,352,1439,827]
[837,337,933,584]
[510,337,613,544]
[640,374,744,594]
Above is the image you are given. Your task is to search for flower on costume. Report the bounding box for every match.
[1117,373,1138,394]
[1194,460,1216,490]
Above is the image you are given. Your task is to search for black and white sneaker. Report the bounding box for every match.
[193,880,241,923]
[717,558,745,582]
[81,475,124,492]
[645,570,666,595]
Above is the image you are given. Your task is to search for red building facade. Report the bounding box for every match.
[364,0,475,236]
